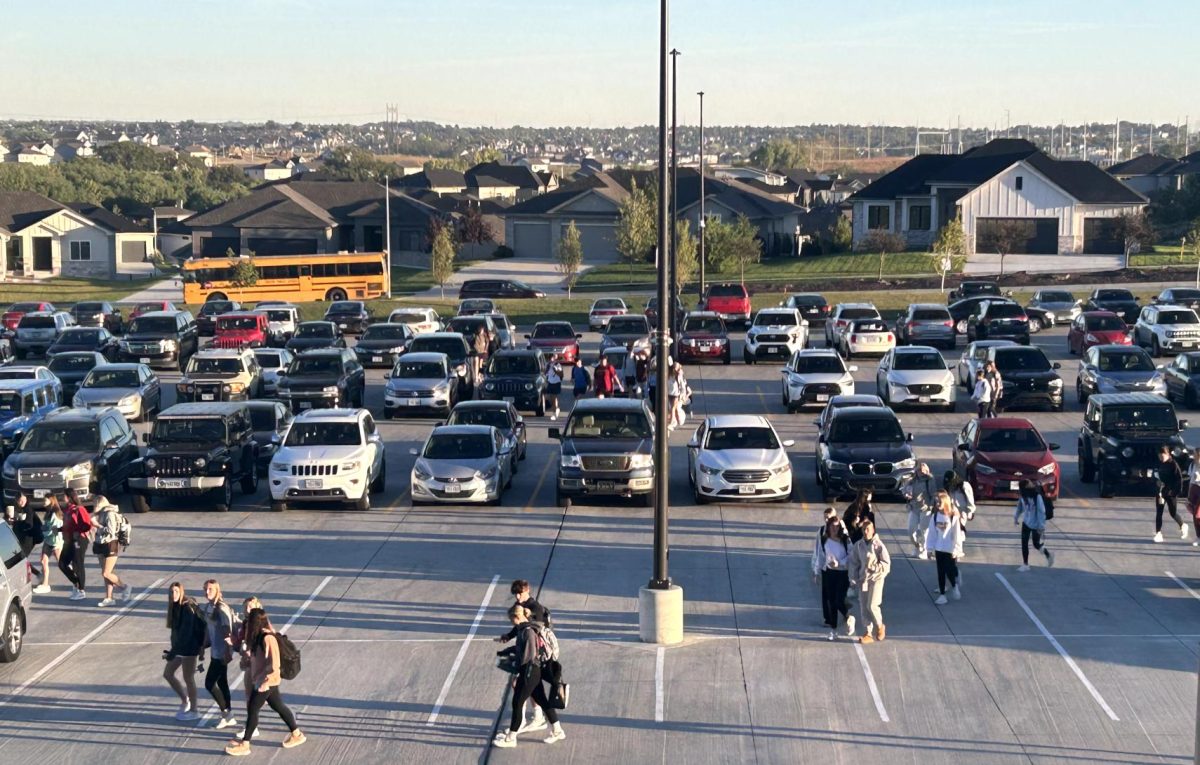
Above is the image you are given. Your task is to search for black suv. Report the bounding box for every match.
[117,310,198,370]
[323,301,371,334]
[69,301,123,334]
[130,402,260,512]
[285,321,345,353]
[196,299,240,336]
[47,327,119,360]
[276,348,365,413]
[814,406,915,501]
[247,400,292,476]
[480,349,547,415]
[46,351,106,405]
[549,398,655,508]
[1,407,139,508]
[459,279,545,299]
[988,345,1063,412]
[1078,393,1190,497]
[948,280,1003,303]
[1085,288,1140,321]
[967,300,1030,344]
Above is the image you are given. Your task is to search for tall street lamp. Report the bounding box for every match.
[698,91,706,296]
[669,48,681,343]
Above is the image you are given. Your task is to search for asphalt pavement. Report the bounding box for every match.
[0,321,1196,764]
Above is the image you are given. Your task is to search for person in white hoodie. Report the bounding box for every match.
[925,491,962,605]
[849,519,891,643]
[971,369,992,419]
[1014,479,1055,571]
[905,463,938,559]
[812,515,854,640]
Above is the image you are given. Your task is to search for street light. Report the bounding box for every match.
[669,48,680,349]
[698,90,706,296]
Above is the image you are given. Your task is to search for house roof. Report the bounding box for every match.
[465,162,542,190]
[397,168,466,190]
[848,154,962,200]
[0,191,69,233]
[926,139,1039,185]
[737,178,798,195]
[66,203,150,234]
[153,206,195,218]
[1023,154,1146,205]
[1108,153,1180,176]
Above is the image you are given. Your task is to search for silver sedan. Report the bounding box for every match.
[71,363,161,421]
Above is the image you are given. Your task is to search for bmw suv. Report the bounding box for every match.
[815,406,915,502]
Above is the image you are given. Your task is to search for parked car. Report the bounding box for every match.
[129,301,177,320]
[824,303,881,348]
[446,315,499,355]
[956,340,1019,389]
[600,314,652,354]
[966,300,1030,344]
[73,363,162,421]
[387,307,443,335]
[1163,352,1200,408]
[780,349,857,412]
[446,400,527,464]
[1067,311,1131,355]
[838,318,895,359]
[459,279,545,299]
[46,351,105,405]
[131,402,260,512]
[117,310,198,370]
[2,407,138,508]
[252,304,300,345]
[780,293,830,327]
[1076,345,1165,402]
[285,321,345,353]
[383,352,459,418]
[876,346,956,410]
[644,295,686,331]
[699,283,752,328]
[485,313,517,350]
[895,304,955,349]
[987,345,1063,412]
[2,302,55,333]
[212,312,270,349]
[252,348,294,396]
[409,424,511,506]
[1133,304,1200,356]
[195,299,240,336]
[46,327,119,360]
[814,394,885,431]
[549,398,655,507]
[0,378,62,457]
[526,321,581,363]
[948,280,1003,303]
[276,348,365,413]
[14,311,73,358]
[408,332,474,397]
[353,323,414,368]
[588,298,628,330]
[480,349,548,415]
[743,308,807,364]
[457,298,498,316]
[1026,289,1081,329]
[815,405,915,501]
[0,365,61,412]
[1085,288,1139,320]
[686,414,793,503]
[0,518,33,661]
[269,408,386,512]
[247,400,292,476]
[1077,393,1189,497]
[323,301,371,334]
[1152,287,1200,311]
[176,347,263,402]
[677,311,731,364]
[953,417,1060,501]
[947,295,1014,335]
[68,301,123,334]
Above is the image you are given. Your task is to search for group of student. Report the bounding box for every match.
[491,579,567,749]
[970,360,1004,418]
[546,350,691,429]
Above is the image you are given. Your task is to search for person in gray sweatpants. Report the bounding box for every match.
[850,519,891,643]
[905,462,938,559]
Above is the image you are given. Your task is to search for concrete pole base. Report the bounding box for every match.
[638,585,684,645]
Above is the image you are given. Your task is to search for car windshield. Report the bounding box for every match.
[218,316,259,330]
[684,317,724,333]
[754,312,797,326]
[489,355,539,375]
[709,285,745,298]
[1159,310,1199,325]
[289,356,340,375]
[362,325,408,341]
[1101,406,1177,434]
[58,329,101,343]
[533,323,574,339]
[1039,291,1074,302]
[607,317,649,334]
[390,311,429,324]
[249,408,280,430]
[128,317,176,334]
[1098,352,1154,372]
[296,324,333,338]
[262,310,294,322]
[449,319,486,335]
[1096,290,1134,300]
[19,316,56,329]
[792,355,845,374]
[153,418,225,443]
[327,302,361,314]
[893,351,945,371]
[841,308,879,320]
[987,304,1026,318]
[853,320,888,332]
[994,349,1052,372]
[254,352,284,368]
[0,392,25,414]
[75,302,104,311]
[395,361,445,379]
[565,411,652,438]
[411,339,466,360]
[977,426,1045,452]
[21,423,100,452]
[912,309,950,321]
[829,417,904,443]
[1086,315,1126,331]
[423,432,493,459]
[448,409,510,430]
[461,300,492,312]
[965,283,999,294]
[49,354,99,374]
[593,299,625,310]
[201,301,235,315]
[188,357,243,375]
[705,427,779,450]
[10,303,44,312]
[0,369,35,380]
[83,369,139,388]
[284,422,362,446]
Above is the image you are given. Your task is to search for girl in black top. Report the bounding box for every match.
[493,604,564,749]
[1154,445,1188,542]
[843,490,875,543]
[164,582,207,721]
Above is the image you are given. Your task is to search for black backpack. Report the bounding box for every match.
[274,633,302,680]
[1042,493,1055,522]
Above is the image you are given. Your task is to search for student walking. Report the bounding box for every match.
[471,325,490,386]
[850,519,891,643]
[971,369,992,418]
[984,361,1003,417]
[593,356,622,398]
[570,358,590,402]
[59,491,93,601]
[927,491,962,605]
[224,608,306,756]
[165,582,207,721]
[91,498,130,607]
[235,596,264,741]
[202,579,239,730]
[33,495,64,594]
[1188,447,1200,547]
[492,604,564,748]
[495,580,551,734]
[945,470,975,559]
[1154,445,1188,543]
[8,495,42,574]
[906,462,938,559]
[1013,480,1055,571]
[545,354,564,420]
[843,489,875,544]
[812,515,854,640]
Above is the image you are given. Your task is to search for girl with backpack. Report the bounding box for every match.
[224,608,306,756]
[33,495,63,594]
[927,491,963,604]
[235,596,264,741]
[812,515,854,640]
[164,582,206,721]
[59,491,94,602]
[492,603,564,749]
[1014,480,1055,571]
[91,497,130,607]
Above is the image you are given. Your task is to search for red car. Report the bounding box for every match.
[1067,311,1130,355]
[700,284,751,328]
[3,301,55,332]
[130,300,178,320]
[953,417,1061,501]
[212,312,270,349]
[677,311,731,364]
[525,321,581,363]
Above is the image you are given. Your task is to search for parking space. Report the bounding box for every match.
[0,321,1196,763]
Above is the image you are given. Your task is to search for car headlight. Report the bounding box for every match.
[177,383,194,393]
[194,457,207,469]
[433,382,450,392]
[1048,379,1063,389]
[1037,463,1056,475]
[271,462,290,473]
[560,454,582,468]
[826,460,848,471]
[699,463,721,476]
[1084,333,1098,343]
[144,458,157,471]
[1150,373,1165,387]
[975,463,996,475]
[1121,446,1135,458]
[118,340,130,350]
[523,383,534,391]
[484,382,496,391]
[227,382,246,393]
[322,385,339,393]
[771,463,791,475]
[895,457,916,470]
[162,339,178,349]
[682,338,696,346]
[341,460,360,471]
[413,460,432,480]
[2,463,15,478]
[119,394,138,406]
[63,462,92,479]
[630,454,653,469]
[476,467,498,481]
[390,346,407,354]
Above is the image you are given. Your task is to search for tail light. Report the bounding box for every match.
[821,305,831,313]
[25,560,32,585]
[887,334,894,342]
[942,320,954,327]
[850,334,857,342]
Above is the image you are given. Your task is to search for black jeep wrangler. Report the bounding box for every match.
[1078,392,1191,498]
[129,402,260,512]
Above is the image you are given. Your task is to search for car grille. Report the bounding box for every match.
[907,384,943,395]
[126,342,164,353]
[756,333,790,344]
[291,464,340,476]
[1125,444,1161,465]
[581,455,630,471]
[492,380,527,395]
[802,383,841,398]
[150,456,196,477]
[431,487,481,499]
[723,469,770,483]
[850,462,894,475]
[195,382,224,399]
[1168,329,1200,339]
[18,468,65,488]
[1011,378,1049,391]
[1115,381,1152,391]
[395,389,435,397]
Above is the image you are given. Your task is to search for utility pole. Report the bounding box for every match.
[669,48,680,332]
[383,175,392,297]
[698,90,706,296]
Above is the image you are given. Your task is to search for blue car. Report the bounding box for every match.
[0,378,62,456]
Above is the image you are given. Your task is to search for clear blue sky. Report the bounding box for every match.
[3,0,1196,128]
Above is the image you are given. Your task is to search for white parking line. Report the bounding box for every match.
[0,577,166,710]
[654,646,665,722]
[996,572,1120,721]
[426,574,499,726]
[1165,571,1200,602]
[853,642,889,722]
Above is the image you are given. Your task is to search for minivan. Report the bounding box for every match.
[0,518,34,661]
[458,279,545,299]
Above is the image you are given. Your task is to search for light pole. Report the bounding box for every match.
[639,0,684,647]
[669,48,680,342]
[383,174,392,298]
[698,90,706,296]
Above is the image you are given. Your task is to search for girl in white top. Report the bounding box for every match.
[925,491,962,605]
[811,515,855,640]
[971,370,992,419]
[545,355,564,421]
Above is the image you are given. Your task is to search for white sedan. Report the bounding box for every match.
[876,346,957,411]
[687,415,794,503]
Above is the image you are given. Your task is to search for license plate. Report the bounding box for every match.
[700,343,711,350]
[139,357,151,364]
[1116,311,1125,318]
[302,479,323,489]
[1184,342,1195,349]
[159,478,187,489]
[201,394,214,401]
[299,401,312,409]
[339,323,347,329]
[33,489,47,499]
[443,483,461,494]
[408,399,419,406]
[738,485,755,494]
[918,396,931,403]
[597,481,615,492]
[766,347,778,353]
[1009,481,1021,490]
[372,356,383,363]
[816,394,829,402]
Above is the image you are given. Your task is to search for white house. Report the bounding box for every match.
[244,158,298,181]
[0,192,152,279]
[184,144,215,168]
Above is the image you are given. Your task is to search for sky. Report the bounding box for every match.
[2,0,1197,128]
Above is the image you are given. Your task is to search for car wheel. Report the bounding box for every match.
[1078,449,1095,482]
[0,606,24,663]
[270,501,287,512]
[1186,386,1197,409]
[325,288,348,302]
[693,484,708,504]
[744,350,753,365]
[240,466,259,495]
[722,350,731,365]
[1152,337,1162,357]
[1029,317,1042,333]
[555,490,570,509]
[214,481,233,512]
[1098,471,1114,498]
[131,493,151,514]
[1076,380,1087,404]
[355,492,371,511]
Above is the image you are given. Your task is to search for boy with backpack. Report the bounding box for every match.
[492,604,564,749]
[495,580,554,734]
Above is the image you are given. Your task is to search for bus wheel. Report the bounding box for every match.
[325,288,347,302]
[208,292,227,301]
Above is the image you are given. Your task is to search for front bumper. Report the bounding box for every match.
[279,390,342,412]
[77,398,141,419]
[118,349,180,368]
[4,477,92,506]
[973,471,1058,501]
[589,315,622,330]
[269,474,366,502]
[998,388,1063,410]
[886,383,956,407]
[1099,460,1161,488]
[328,318,367,333]
[695,469,791,501]
[384,393,452,416]
[411,474,499,503]
[177,387,250,403]
[824,466,914,497]
[129,475,227,495]
[355,349,405,368]
[557,468,654,497]
[479,389,540,410]
[1159,336,1200,352]
[786,381,854,406]
[678,342,728,361]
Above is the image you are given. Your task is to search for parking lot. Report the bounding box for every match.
[0,319,1197,764]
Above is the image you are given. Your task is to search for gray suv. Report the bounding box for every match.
[550,398,655,507]
[0,520,34,661]
[14,311,73,359]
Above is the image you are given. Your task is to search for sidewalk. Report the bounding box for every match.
[964,253,1123,275]
[116,278,184,304]
[410,258,580,298]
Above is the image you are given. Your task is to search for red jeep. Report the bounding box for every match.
[212,312,270,349]
[700,284,751,329]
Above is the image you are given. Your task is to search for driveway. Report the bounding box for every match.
[411,257,583,298]
[117,278,184,304]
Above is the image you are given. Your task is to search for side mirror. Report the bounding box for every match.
[906,432,914,442]
[779,368,790,376]
[141,433,150,443]
[956,443,970,451]
[1052,362,1061,369]
[782,439,795,448]
[548,427,561,440]
[812,420,821,427]
[847,365,859,372]
[408,447,419,456]
[1180,419,1189,429]
[1048,443,1061,451]
[383,372,391,379]
[435,421,445,427]
[686,439,698,448]
[576,334,583,339]
[105,439,118,450]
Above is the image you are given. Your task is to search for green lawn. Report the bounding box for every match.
[0,276,160,305]
[1129,245,1198,268]
[390,265,436,295]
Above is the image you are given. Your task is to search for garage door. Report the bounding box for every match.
[976,217,1058,255]
[1083,218,1124,254]
[575,223,619,264]
[512,222,552,259]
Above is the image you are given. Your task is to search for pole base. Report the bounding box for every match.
[638,584,684,645]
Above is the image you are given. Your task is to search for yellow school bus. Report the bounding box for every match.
[181,252,390,303]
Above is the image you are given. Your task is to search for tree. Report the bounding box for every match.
[469,147,503,166]
[981,219,1029,277]
[1112,210,1155,268]
[830,216,853,253]
[860,230,907,280]
[673,220,698,293]
[458,206,494,244]
[227,248,258,300]
[931,216,968,291]
[424,156,469,173]
[707,215,762,282]
[556,221,584,298]
[615,179,656,282]
[430,224,457,298]
[748,138,809,171]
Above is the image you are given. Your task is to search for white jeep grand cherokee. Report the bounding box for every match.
[268,408,386,511]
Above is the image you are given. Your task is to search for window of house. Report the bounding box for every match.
[70,241,92,261]
[1015,176,1024,191]
[908,205,931,231]
[867,206,890,230]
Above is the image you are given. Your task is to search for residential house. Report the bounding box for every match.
[513,155,552,174]
[1109,152,1200,195]
[132,132,160,146]
[53,141,93,163]
[0,191,138,279]
[183,144,215,167]
[153,206,195,260]
[52,130,89,145]
[674,171,807,257]
[396,168,467,196]
[714,166,787,185]
[464,162,545,201]
[847,138,1147,255]
[735,177,801,204]
[66,203,157,276]
[94,131,130,146]
[536,171,560,193]
[11,148,52,166]
[244,158,300,181]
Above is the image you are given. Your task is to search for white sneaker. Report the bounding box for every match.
[215,714,237,730]
[909,532,920,547]
[1181,524,1189,540]
[1045,549,1055,567]
[69,589,86,601]
[1017,564,1031,572]
[1153,532,1164,543]
[174,703,192,721]
[951,585,961,601]
[917,551,929,560]
[1193,540,1198,547]
[826,630,836,641]
[543,724,565,744]
[493,732,517,748]
[97,598,116,608]
[517,716,547,734]
[32,584,50,594]
[236,727,260,739]
[934,594,949,605]
[845,615,856,637]
[178,710,201,722]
